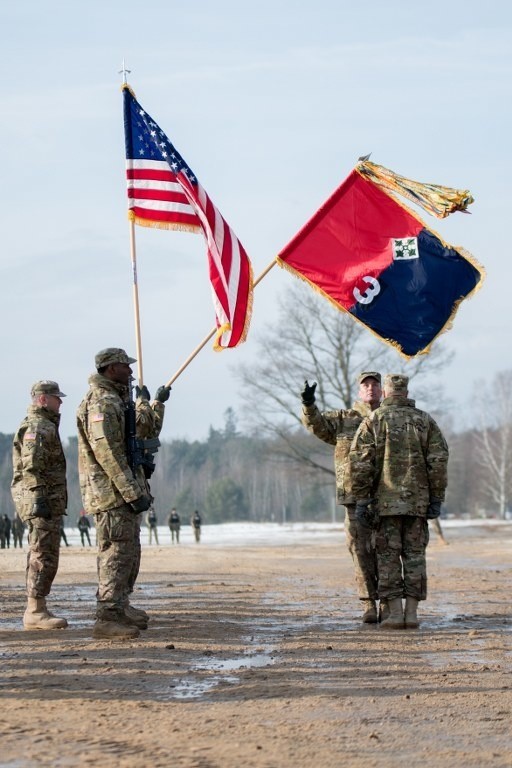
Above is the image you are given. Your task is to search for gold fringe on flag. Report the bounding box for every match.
[128,211,201,234]
[213,262,255,352]
[356,159,474,219]
[277,254,485,359]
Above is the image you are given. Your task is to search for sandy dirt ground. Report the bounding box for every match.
[0,523,511,768]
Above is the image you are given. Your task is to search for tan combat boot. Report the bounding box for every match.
[125,602,149,620]
[379,600,390,622]
[404,596,420,629]
[23,597,68,630]
[361,599,378,624]
[380,598,404,630]
[92,620,140,640]
[123,604,149,630]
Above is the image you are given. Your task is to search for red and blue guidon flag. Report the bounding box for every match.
[276,160,484,357]
[123,84,253,351]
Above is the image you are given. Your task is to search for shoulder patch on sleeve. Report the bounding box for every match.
[25,432,37,440]
[92,413,104,423]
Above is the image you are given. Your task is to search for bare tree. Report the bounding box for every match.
[234,282,453,475]
[473,371,512,518]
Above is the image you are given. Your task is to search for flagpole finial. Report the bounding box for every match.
[118,58,131,84]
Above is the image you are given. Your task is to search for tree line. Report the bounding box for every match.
[0,284,510,523]
[0,403,509,524]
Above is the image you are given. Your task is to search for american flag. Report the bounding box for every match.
[123,85,253,350]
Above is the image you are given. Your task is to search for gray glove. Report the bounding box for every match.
[135,385,151,401]
[155,385,171,403]
[355,499,377,528]
[301,380,317,406]
[32,498,51,520]
[130,495,152,514]
[427,498,442,520]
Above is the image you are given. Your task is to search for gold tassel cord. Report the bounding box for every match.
[356,160,474,219]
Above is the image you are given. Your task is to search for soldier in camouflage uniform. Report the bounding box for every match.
[12,514,25,548]
[76,348,169,640]
[347,374,448,629]
[11,380,68,630]
[301,371,382,623]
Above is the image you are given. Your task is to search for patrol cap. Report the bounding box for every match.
[95,347,136,370]
[357,371,381,385]
[31,380,66,398]
[383,373,409,393]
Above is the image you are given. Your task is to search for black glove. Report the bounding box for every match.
[135,385,151,401]
[155,385,171,403]
[427,498,442,520]
[355,499,377,528]
[32,498,51,520]
[301,380,317,406]
[130,495,152,514]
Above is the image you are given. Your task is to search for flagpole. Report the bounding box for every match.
[118,61,144,384]
[129,219,144,385]
[165,259,277,388]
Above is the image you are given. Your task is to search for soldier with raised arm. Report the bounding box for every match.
[301,371,382,623]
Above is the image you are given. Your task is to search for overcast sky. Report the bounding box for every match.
[1,1,510,441]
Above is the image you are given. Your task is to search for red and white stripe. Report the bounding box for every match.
[126,159,200,231]
[126,159,252,349]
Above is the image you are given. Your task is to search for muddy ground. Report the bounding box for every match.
[0,523,511,768]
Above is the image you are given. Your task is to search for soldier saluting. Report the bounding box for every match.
[301,371,382,624]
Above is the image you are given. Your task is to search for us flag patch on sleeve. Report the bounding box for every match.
[25,432,37,440]
[92,414,104,423]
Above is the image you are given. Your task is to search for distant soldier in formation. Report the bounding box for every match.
[60,518,70,546]
[0,514,6,549]
[77,347,169,640]
[348,374,448,630]
[77,510,92,547]
[191,510,202,543]
[301,371,382,624]
[146,507,159,545]
[11,380,68,630]
[168,508,181,544]
[1,514,11,548]
[12,514,25,549]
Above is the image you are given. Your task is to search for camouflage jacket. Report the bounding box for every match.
[76,374,165,514]
[347,395,449,516]
[11,405,67,522]
[301,400,373,504]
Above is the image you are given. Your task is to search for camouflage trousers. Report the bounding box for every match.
[95,506,138,619]
[26,516,61,598]
[148,525,159,545]
[169,524,180,543]
[128,512,142,595]
[344,505,378,600]
[376,515,429,601]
